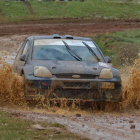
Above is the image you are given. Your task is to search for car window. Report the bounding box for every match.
[15,40,30,60]
[22,40,30,55]
[33,39,104,62]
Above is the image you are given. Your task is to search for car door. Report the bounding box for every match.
[13,40,31,75]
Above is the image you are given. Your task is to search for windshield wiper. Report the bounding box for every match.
[62,40,82,61]
[82,41,100,61]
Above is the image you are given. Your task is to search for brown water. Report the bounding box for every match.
[121,59,140,109]
[0,51,26,109]
[0,51,140,114]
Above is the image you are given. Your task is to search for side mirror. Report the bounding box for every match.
[105,56,111,63]
[20,54,26,61]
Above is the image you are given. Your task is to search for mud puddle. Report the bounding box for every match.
[0,35,140,139]
[1,107,140,140]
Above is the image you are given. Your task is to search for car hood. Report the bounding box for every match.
[31,60,108,75]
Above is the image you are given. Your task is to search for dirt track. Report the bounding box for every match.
[0,19,140,37]
[1,19,140,140]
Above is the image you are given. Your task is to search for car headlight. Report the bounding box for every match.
[99,68,113,79]
[34,66,52,78]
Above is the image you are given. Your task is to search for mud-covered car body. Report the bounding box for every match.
[13,34,121,101]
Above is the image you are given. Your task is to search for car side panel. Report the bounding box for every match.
[13,40,31,75]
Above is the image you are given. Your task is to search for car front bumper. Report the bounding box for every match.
[24,74,122,102]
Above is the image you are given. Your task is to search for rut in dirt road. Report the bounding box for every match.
[23,1,35,15]
[0,7,5,16]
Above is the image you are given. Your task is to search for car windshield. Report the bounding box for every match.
[33,39,104,62]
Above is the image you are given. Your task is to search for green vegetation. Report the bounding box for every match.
[0,111,88,140]
[92,30,140,67]
[0,0,140,23]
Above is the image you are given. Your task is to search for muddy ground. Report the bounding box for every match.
[1,19,140,37]
[1,107,140,140]
[0,19,140,140]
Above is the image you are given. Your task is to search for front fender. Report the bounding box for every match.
[23,64,34,78]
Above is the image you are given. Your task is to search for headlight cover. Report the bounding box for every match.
[99,68,113,79]
[34,66,52,78]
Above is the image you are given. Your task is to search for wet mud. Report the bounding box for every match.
[1,107,140,140]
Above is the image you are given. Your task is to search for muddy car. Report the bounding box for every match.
[13,34,121,101]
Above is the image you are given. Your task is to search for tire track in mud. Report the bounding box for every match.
[23,1,35,15]
[0,7,5,16]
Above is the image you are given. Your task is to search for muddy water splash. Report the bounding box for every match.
[27,58,140,113]
[121,59,140,109]
[0,51,26,108]
[0,51,140,114]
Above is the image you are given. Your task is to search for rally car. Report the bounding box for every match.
[13,34,122,101]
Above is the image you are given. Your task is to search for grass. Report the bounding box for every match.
[92,30,140,67]
[0,111,89,140]
[0,0,140,23]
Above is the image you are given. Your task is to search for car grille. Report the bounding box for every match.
[54,73,96,79]
[38,89,100,100]
[49,89,100,100]
[63,82,90,89]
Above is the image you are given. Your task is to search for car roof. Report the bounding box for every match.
[27,34,92,41]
